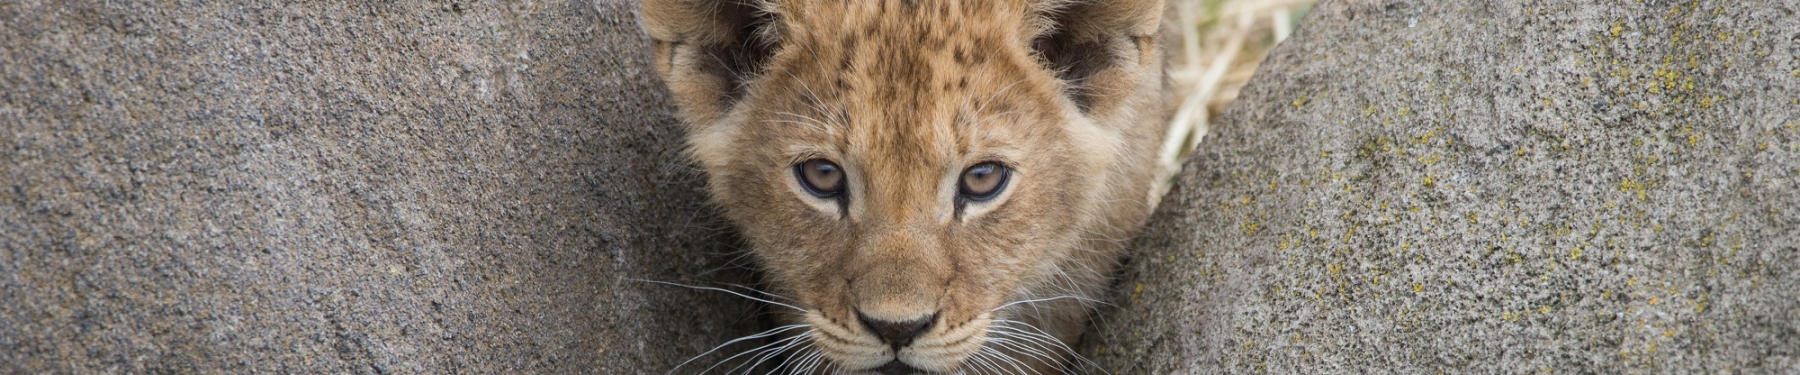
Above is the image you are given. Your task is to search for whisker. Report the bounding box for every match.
[991,295,1112,312]
[1005,347,1050,375]
[628,278,809,312]
[666,324,809,375]
[982,346,1022,375]
[983,335,1066,373]
[784,348,822,375]
[990,320,1110,375]
[734,331,813,375]
[767,110,832,133]
[963,348,1003,375]
[783,71,844,128]
[710,282,801,303]
[701,331,812,375]
[994,335,1085,375]
[802,348,831,375]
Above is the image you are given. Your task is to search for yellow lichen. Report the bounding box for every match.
[1420,153,1442,165]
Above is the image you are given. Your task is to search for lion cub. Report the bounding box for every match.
[643,0,1171,373]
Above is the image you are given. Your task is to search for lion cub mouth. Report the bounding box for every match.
[805,310,996,375]
[871,360,922,375]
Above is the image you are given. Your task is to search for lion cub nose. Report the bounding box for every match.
[857,311,937,351]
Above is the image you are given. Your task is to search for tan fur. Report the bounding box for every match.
[642,0,1171,373]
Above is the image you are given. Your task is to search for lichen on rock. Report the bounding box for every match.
[1084,1,1800,373]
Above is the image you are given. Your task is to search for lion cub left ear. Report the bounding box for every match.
[1030,0,1168,115]
[640,0,780,127]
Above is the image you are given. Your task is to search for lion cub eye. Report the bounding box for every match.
[958,162,1010,201]
[796,159,845,198]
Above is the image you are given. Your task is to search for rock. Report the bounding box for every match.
[1,1,760,373]
[1084,0,1800,373]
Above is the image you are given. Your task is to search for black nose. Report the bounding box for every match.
[857,312,937,351]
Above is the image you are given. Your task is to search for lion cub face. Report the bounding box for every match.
[643,0,1167,373]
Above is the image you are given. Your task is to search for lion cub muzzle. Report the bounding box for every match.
[828,229,977,373]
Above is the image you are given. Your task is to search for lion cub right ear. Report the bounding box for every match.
[641,0,779,127]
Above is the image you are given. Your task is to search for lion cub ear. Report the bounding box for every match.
[641,0,779,126]
[1031,0,1167,115]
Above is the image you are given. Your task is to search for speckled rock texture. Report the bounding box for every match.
[2,1,762,373]
[1084,0,1800,373]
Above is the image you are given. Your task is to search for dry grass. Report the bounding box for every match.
[1154,0,1315,199]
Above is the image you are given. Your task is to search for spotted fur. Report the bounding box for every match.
[642,0,1173,373]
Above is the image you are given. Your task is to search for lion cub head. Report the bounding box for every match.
[643,0,1169,373]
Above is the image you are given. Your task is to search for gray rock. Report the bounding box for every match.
[1083,0,1800,373]
[1,1,761,373]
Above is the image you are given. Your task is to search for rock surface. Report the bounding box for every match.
[1084,0,1800,373]
[2,1,763,373]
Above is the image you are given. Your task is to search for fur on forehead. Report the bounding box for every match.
[736,0,1086,146]
[751,0,1079,43]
